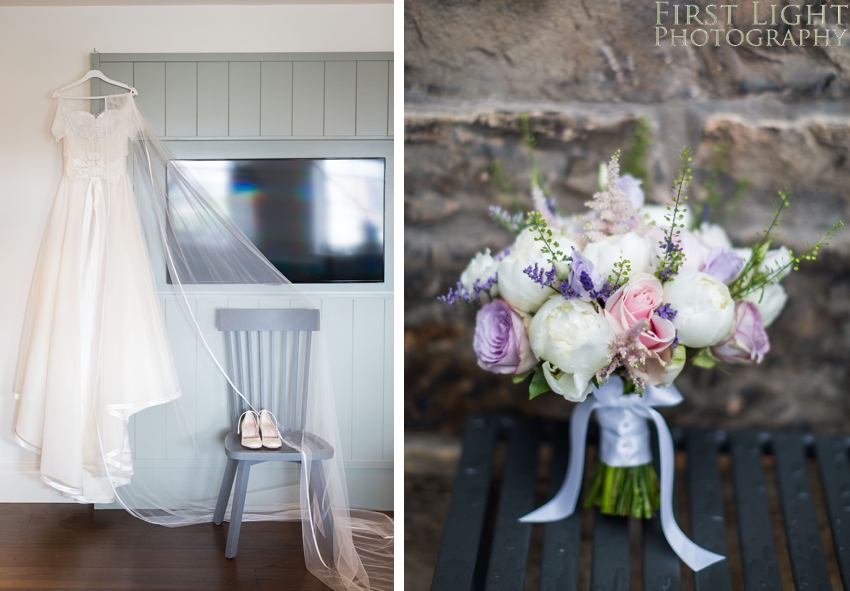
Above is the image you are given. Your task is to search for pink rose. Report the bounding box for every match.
[713,301,770,363]
[605,273,676,352]
[473,299,538,374]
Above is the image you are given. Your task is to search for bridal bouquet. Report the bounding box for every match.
[441,148,842,521]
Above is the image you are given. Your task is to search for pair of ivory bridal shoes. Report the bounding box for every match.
[237,410,282,449]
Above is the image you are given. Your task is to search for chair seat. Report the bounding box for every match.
[224,430,335,462]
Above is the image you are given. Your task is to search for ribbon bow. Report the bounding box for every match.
[66,157,122,185]
[519,375,725,572]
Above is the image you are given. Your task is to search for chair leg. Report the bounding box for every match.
[214,457,238,526]
[310,460,334,564]
[225,460,254,559]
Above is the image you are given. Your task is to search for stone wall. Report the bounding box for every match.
[404,0,850,435]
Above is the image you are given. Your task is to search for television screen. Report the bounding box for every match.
[166,158,385,283]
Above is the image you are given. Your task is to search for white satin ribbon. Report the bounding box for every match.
[67,156,119,421]
[519,375,725,572]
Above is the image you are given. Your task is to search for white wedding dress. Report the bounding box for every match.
[12,91,393,590]
[13,95,181,503]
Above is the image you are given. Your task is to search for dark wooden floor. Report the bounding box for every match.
[0,504,334,590]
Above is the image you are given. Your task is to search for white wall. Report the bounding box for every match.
[0,5,393,507]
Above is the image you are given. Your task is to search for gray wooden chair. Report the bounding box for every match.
[212,308,334,560]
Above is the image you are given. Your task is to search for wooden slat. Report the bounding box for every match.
[165,62,197,137]
[355,60,388,136]
[730,431,783,591]
[643,427,681,591]
[484,417,539,590]
[351,298,385,461]
[387,60,394,136]
[133,62,165,136]
[591,512,630,590]
[164,298,197,460]
[292,61,324,136]
[260,61,293,136]
[96,61,134,115]
[197,62,229,136]
[229,62,261,136]
[815,435,850,590]
[687,429,734,591]
[538,425,581,591]
[382,299,393,461]
[320,299,353,460]
[323,61,356,136]
[773,433,833,591]
[431,414,498,591]
[98,51,393,63]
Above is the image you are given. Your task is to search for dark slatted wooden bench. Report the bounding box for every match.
[430,413,850,591]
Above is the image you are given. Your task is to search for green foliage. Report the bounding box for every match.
[529,366,551,399]
[607,255,632,291]
[488,159,517,205]
[620,117,653,190]
[655,147,693,281]
[512,366,536,384]
[527,210,568,264]
[691,347,719,369]
[692,142,749,227]
[728,189,844,299]
[486,112,550,213]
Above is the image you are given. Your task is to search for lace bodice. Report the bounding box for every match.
[51,95,140,183]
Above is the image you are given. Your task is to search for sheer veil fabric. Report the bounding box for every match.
[15,92,392,591]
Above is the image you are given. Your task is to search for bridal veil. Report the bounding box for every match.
[60,92,391,590]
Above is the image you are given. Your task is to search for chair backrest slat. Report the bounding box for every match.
[300,331,313,431]
[218,309,320,434]
[289,332,300,431]
[226,331,238,431]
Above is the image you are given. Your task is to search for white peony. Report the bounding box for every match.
[582,231,658,279]
[694,222,733,250]
[528,296,614,402]
[662,269,736,348]
[497,227,576,313]
[758,246,792,284]
[641,204,693,231]
[460,248,500,297]
[744,283,788,327]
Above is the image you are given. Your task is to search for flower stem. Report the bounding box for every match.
[583,461,661,519]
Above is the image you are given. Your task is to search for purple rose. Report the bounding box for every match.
[473,299,538,374]
[567,251,604,301]
[713,301,770,363]
[703,247,744,284]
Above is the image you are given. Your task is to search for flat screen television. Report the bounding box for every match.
[166,158,386,283]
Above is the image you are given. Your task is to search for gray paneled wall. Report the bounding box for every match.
[93,53,393,138]
[88,52,394,510]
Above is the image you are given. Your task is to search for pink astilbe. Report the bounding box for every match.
[584,152,647,243]
[597,318,650,393]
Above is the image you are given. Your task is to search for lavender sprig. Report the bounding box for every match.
[438,275,497,305]
[655,147,692,283]
[523,263,557,288]
[655,303,678,320]
[489,205,527,234]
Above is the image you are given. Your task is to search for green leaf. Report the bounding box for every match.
[529,366,551,399]
[691,347,718,369]
[512,367,536,384]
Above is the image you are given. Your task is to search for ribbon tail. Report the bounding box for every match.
[646,407,725,571]
[519,398,596,523]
